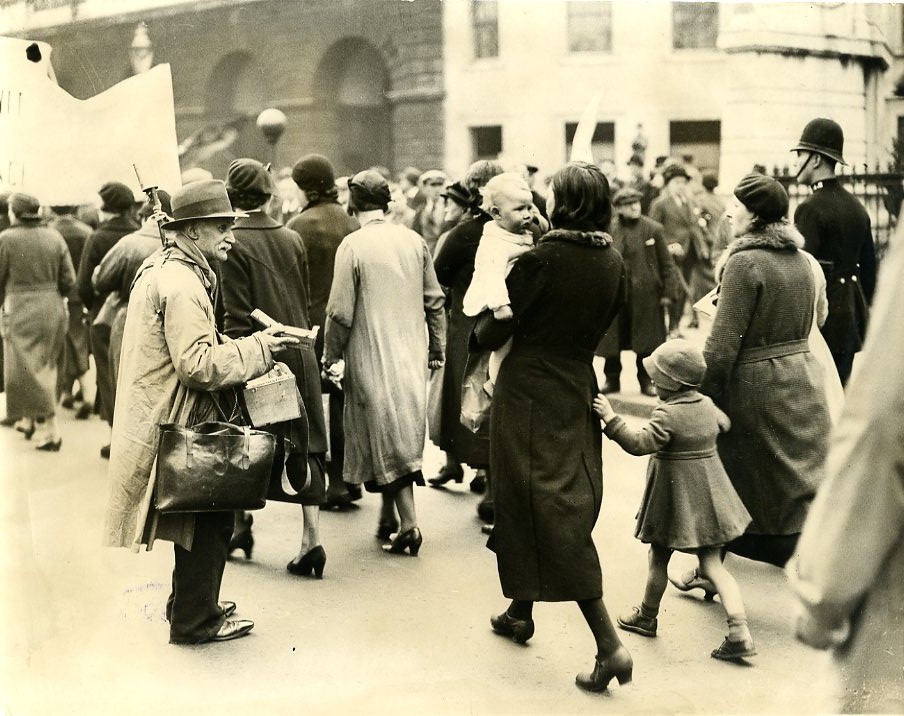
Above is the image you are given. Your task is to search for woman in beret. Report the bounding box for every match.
[673,174,830,593]
[473,162,632,693]
[0,192,75,450]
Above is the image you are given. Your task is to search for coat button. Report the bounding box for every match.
[852,275,858,282]
[840,278,845,284]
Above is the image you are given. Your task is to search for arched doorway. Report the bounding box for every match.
[313,38,392,174]
[181,51,271,177]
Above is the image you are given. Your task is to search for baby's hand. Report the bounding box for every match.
[492,305,514,321]
[592,394,616,422]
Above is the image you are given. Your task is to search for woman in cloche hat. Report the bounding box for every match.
[673,173,831,584]
[103,179,299,645]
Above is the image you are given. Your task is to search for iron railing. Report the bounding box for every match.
[771,165,903,264]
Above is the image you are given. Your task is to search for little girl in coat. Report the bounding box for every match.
[593,338,756,661]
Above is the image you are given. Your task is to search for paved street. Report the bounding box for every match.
[0,380,838,716]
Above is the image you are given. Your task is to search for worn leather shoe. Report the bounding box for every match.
[617,607,657,637]
[711,636,757,661]
[490,611,534,644]
[600,378,621,395]
[170,619,254,644]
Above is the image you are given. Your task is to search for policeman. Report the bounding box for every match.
[791,118,876,385]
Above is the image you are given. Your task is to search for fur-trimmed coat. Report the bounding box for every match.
[702,221,829,535]
[475,228,626,601]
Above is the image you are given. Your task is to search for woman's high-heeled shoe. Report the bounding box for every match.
[575,646,634,692]
[382,527,422,556]
[15,419,35,440]
[286,545,326,579]
[35,437,62,452]
[376,516,400,541]
[669,568,717,601]
[228,515,254,559]
[428,464,464,487]
[490,610,535,645]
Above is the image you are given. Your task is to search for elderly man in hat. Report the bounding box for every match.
[104,180,297,644]
[649,164,708,337]
[76,181,140,456]
[792,118,876,385]
[597,187,676,396]
[323,170,445,556]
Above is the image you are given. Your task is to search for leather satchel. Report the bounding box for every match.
[155,420,276,513]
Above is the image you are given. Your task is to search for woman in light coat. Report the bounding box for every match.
[104,180,295,645]
[0,193,75,450]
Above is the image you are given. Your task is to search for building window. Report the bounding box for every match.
[564,121,615,165]
[472,0,499,59]
[567,1,612,53]
[669,120,721,174]
[672,2,719,50]
[471,125,503,161]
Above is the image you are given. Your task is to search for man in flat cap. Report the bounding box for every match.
[77,181,140,457]
[791,118,876,385]
[597,187,676,395]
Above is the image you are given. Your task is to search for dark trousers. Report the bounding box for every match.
[167,511,233,643]
[326,387,345,485]
[831,330,860,387]
[90,323,114,425]
[604,352,651,385]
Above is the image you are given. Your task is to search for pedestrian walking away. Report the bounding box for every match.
[473,161,632,693]
[595,339,756,662]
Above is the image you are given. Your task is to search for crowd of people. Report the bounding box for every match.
[0,115,900,710]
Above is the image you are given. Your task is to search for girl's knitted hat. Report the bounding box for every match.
[642,339,706,391]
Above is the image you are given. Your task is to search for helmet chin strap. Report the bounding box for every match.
[794,152,813,181]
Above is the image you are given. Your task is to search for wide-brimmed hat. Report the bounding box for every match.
[99,181,136,213]
[160,180,247,229]
[661,164,690,184]
[612,187,643,207]
[642,339,706,391]
[791,118,846,165]
[733,173,789,223]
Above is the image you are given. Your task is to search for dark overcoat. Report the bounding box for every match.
[220,213,327,502]
[597,214,673,357]
[286,201,359,357]
[76,214,139,315]
[476,228,625,602]
[433,213,492,468]
[701,221,829,536]
[793,178,876,353]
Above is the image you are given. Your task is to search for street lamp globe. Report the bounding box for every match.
[256,108,287,146]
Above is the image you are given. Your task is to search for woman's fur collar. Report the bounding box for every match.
[716,220,804,280]
[540,228,613,248]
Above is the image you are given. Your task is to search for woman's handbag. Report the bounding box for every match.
[154,390,276,513]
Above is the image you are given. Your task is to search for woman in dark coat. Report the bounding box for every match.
[220,159,329,577]
[287,154,361,510]
[674,174,829,593]
[475,162,632,692]
[432,160,504,507]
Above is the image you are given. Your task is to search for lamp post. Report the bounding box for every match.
[256,108,287,168]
